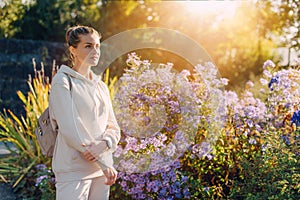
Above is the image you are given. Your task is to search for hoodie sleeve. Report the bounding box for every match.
[95,82,121,171]
[101,82,121,152]
[49,75,90,153]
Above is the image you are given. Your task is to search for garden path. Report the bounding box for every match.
[0,143,17,199]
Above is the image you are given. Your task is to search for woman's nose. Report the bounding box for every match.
[91,46,100,54]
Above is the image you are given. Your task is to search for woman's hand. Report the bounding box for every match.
[81,141,108,161]
[81,150,97,162]
[103,167,118,185]
[81,142,117,185]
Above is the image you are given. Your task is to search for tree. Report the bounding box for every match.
[0,0,31,38]
[1,0,102,41]
[257,0,299,50]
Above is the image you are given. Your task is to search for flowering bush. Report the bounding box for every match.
[110,56,299,199]
[117,161,191,200]
[229,60,300,199]
[260,60,300,155]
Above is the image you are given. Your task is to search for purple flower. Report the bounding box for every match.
[35,164,47,171]
[169,170,177,182]
[35,175,48,186]
[181,176,188,183]
[170,181,181,194]
[246,119,254,127]
[262,144,269,152]
[120,181,127,188]
[175,193,183,198]
[268,76,279,90]
[281,134,291,145]
[137,193,146,199]
[291,110,300,126]
[204,187,210,192]
[146,181,156,192]
[249,138,257,145]
[159,187,167,196]
[183,187,190,198]
[206,154,213,160]
[171,160,181,169]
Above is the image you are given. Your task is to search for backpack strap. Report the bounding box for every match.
[64,73,72,94]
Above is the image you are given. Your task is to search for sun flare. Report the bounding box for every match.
[181,0,239,18]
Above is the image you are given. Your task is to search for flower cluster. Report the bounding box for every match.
[118,160,190,200]
[218,85,268,151]
[113,53,206,174]
[35,164,55,198]
[261,60,300,109]
[35,164,55,187]
[291,110,300,127]
[260,60,299,153]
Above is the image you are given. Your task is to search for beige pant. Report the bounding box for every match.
[56,176,110,200]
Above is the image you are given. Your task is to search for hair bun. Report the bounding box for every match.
[65,27,75,45]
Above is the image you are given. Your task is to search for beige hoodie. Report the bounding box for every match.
[49,65,120,182]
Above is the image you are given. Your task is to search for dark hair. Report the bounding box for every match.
[66,25,101,47]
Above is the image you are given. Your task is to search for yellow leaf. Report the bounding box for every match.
[0,120,9,132]
[7,110,23,129]
[17,91,27,104]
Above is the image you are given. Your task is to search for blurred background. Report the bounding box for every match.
[0,0,299,114]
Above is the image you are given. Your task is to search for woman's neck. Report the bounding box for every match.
[72,64,91,78]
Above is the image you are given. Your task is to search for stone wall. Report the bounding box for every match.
[0,39,65,115]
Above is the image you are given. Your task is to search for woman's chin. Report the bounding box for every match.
[90,59,99,66]
[86,61,99,67]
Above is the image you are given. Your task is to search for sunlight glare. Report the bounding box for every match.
[182,1,239,18]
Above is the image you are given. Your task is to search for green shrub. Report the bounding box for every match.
[0,60,53,198]
[229,130,300,199]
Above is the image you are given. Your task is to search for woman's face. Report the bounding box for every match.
[70,33,101,67]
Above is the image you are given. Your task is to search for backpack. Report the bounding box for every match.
[35,74,72,157]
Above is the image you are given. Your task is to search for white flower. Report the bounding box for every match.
[220,78,229,86]
[260,78,268,85]
[246,81,254,88]
[180,70,191,81]
[263,60,275,69]
[263,70,272,78]
[164,143,176,157]
[249,138,257,144]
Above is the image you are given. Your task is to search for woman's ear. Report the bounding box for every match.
[69,46,76,57]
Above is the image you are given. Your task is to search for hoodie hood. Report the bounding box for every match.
[58,65,100,84]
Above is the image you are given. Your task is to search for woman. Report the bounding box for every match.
[49,25,120,200]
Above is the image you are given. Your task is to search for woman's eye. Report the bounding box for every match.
[85,45,91,48]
